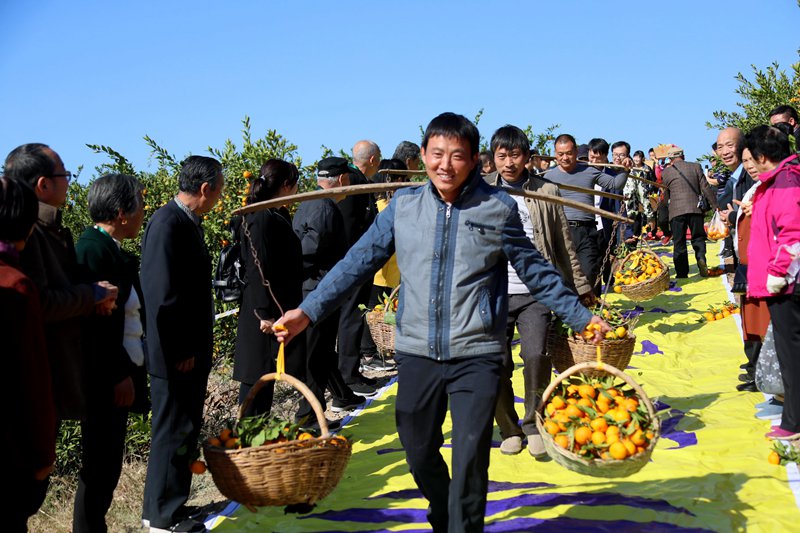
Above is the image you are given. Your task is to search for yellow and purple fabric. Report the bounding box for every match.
[207,241,800,531]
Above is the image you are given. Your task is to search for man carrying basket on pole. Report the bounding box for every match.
[275,112,611,533]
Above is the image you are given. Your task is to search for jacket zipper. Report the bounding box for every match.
[464,220,496,234]
[435,203,452,360]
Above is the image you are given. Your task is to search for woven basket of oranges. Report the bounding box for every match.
[614,247,669,301]
[203,372,351,511]
[535,362,660,478]
[364,285,399,356]
[548,307,637,377]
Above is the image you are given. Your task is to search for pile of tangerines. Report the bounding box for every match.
[706,224,730,241]
[613,250,664,291]
[542,376,656,461]
[702,302,740,322]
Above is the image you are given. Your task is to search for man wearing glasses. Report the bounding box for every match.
[4,144,118,421]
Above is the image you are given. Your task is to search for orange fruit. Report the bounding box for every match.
[704,312,715,321]
[645,431,655,440]
[243,170,252,178]
[565,404,583,419]
[607,389,620,397]
[622,397,639,412]
[590,418,608,433]
[574,426,593,445]
[546,403,557,415]
[615,327,627,339]
[298,432,314,441]
[611,409,631,424]
[578,384,597,399]
[622,439,636,456]
[578,398,593,408]
[219,428,233,442]
[554,435,569,449]
[614,285,622,293]
[631,429,646,446]
[189,460,207,474]
[722,309,731,318]
[715,312,724,320]
[225,437,240,449]
[544,420,560,436]
[567,398,578,405]
[609,441,628,460]
[207,437,223,448]
[595,399,610,414]
[591,431,606,445]
[768,451,781,465]
[551,396,566,410]
[567,384,579,397]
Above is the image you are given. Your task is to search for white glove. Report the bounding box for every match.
[766,274,789,295]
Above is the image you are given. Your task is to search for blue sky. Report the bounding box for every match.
[1,0,798,181]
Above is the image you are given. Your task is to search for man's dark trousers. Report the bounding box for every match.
[395,352,503,533]
[495,294,550,439]
[337,281,372,384]
[669,214,707,277]
[568,223,600,294]
[768,295,800,433]
[143,370,208,529]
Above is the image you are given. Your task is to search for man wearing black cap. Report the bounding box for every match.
[292,157,366,420]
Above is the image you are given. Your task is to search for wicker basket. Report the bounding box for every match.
[365,286,399,356]
[203,373,352,511]
[535,362,660,478]
[548,327,636,378]
[618,248,669,302]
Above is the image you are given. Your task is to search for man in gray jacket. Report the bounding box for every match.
[485,125,593,458]
[276,113,609,533]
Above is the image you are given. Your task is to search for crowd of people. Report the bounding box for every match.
[1,104,798,533]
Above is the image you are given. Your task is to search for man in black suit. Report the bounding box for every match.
[140,156,223,533]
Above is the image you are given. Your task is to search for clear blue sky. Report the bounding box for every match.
[1,0,798,181]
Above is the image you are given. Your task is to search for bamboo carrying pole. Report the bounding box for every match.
[579,162,666,189]
[232,182,633,224]
[378,169,624,201]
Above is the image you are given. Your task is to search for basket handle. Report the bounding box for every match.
[539,362,658,423]
[238,372,332,438]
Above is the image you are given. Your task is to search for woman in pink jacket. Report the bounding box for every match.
[744,124,800,439]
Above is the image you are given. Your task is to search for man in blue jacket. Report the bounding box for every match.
[275,112,610,533]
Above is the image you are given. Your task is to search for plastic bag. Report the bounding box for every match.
[755,323,783,396]
[706,211,729,241]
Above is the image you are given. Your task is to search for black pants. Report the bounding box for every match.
[73,397,129,533]
[657,202,671,238]
[568,224,601,294]
[768,295,800,432]
[495,294,551,439]
[142,370,208,529]
[338,281,373,383]
[9,476,48,532]
[742,339,762,380]
[298,309,354,418]
[395,352,503,533]
[238,335,306,418]
[670,214,707,278]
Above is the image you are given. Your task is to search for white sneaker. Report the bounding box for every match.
[500,436,523,455]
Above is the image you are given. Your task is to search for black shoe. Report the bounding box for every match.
[738,373,754,382]
[736,381,758,392]
[721,248,734,258]
[698,260,709,277]
[361,356,397,371]
[739,363,749,370]
[359,375,378,386]
[348,380,379,397]
[147,518,206,532]
[331,395,366,413]
[301,417,341,434]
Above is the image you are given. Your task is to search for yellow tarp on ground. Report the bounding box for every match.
[210,241,800,532]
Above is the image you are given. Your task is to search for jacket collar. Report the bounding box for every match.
[37,201,61,227]
[759,154,799,185]
[428,165,486,205]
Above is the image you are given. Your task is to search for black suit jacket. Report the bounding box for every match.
[337,166,376,247]
[140,200,213,378]
[233,207,304,384]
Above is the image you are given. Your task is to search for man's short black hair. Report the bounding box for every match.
[744,125,792,163]
[712,142,718,151]
[588,138,609,155]
[422,112,480,156]
[611,141,630,155]
[392,141,421,162]
[178,155,222,194]
[0,176,39,242]
[87,173,143,223]
[490,125,531,156]
[554,134,577,148]
[768,104,799,122]
[3,143,56,188]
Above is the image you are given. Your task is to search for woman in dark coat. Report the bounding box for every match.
[234,159,305,416]
[73,173,148,532]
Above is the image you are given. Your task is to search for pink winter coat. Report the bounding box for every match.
[747,154,800,298]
